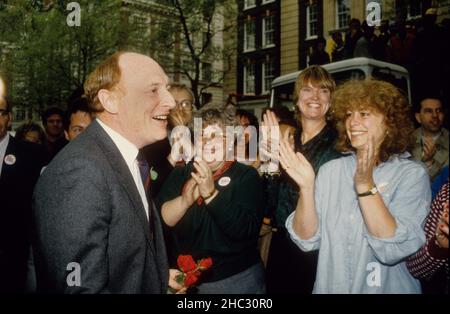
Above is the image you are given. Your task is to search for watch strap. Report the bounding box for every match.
[357,185,378,197]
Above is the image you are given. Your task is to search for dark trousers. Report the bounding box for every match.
[265,228,318,294]
[0,248,29,293]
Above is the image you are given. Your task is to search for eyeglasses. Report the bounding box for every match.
[0,109,9,117]
[175,99,193,111]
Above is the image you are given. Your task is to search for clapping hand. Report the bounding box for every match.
[422,137,436,164]
[260,111,281,162]
[170,108,190,127]
[435,203,449,249]
[170,126,194,162]
[279,136,315,190]
[191,160,215,199]
[181,178,200,209]
[354,135,377,193]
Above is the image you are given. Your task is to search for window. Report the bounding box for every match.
[262,15,275,47]
[14,108,25,121]
[336,0,351,29]
[372,68,408,96]
[130,14,151,37]
[244,19,256,51]
[306,3,318,39]
[244,63,255,95]
[181,59,194,80]
[262,59,275,93]
[262,0,275,4]
[201,62,212,82]
[244,0,256,9]
[331,69,365,85]
[272,82,295,110]
[407,0,422,20]
[201,92,213,105]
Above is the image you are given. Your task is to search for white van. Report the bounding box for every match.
[270,57,411,110]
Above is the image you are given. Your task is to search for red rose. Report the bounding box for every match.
[171,254,213,292]
[193,270,201,277]
[177,255,196,272]
[198,257,213,269]
[184,272,198,287]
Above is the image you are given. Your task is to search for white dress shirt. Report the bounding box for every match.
[0,133,10,176]
[97,119,149,220]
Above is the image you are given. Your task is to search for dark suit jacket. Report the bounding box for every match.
[0,135,47,293]
[32,120,169,293]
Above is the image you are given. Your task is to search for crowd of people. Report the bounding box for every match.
[0,49,448,294]
[310,9,449,108]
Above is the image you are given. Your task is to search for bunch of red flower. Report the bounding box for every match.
[176,255,213,287]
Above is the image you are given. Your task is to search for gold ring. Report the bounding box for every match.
[436,233,445,239]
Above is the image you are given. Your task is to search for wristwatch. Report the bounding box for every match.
[357,185,378,197]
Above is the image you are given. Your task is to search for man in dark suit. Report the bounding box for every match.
[32,52,179,293]
[0,94,47,293]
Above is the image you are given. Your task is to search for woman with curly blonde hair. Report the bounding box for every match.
[280,78,431,293]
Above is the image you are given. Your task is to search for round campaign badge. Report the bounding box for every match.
[218,176,231,187]
[4,154,16,166]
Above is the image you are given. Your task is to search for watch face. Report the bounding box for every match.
[370,186,378,194]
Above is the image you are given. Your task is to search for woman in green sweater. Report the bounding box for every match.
[156,108,265,294]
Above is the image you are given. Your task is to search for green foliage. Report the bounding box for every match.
[150,0,235,107]
[0,0,236,111]
[0,0,138,111]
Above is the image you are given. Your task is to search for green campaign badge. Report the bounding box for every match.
[150,167,158,181]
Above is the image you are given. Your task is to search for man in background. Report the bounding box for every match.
[41,107,68,159]
[64,97,93,141]
[412,96,449,181]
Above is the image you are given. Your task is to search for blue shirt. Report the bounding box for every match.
[286,153,431,293]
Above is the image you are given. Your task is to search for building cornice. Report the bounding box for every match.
[122,0,176,17]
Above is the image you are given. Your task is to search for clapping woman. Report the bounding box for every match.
[262,65,341,294]
[281,78,430,293]
[156,108,265,294]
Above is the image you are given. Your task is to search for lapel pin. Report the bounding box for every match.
[218,176,231,187]
[150,167,158,181]
[4,154,16,166]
